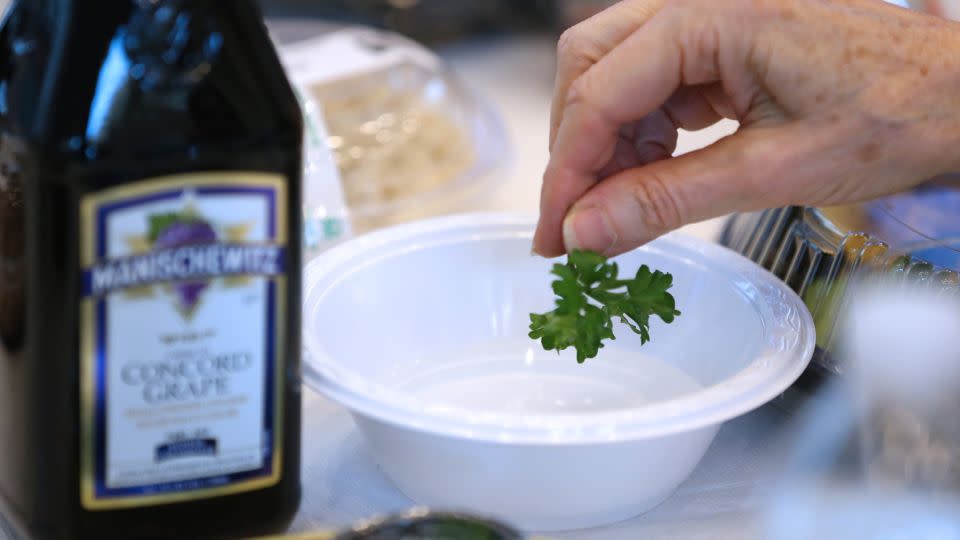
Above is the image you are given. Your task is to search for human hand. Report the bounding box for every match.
[533,0,960,257]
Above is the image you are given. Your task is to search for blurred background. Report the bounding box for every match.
[257,0,960,43]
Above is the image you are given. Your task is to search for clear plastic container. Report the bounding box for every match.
[720,175,960,383]
[280,28,509,234]
[296,85,353,262]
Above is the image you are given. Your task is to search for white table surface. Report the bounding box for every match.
[280,27,786,540]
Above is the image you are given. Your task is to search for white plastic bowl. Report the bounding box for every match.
[302,213,815,531]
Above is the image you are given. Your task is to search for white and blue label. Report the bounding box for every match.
[79,172,288,509]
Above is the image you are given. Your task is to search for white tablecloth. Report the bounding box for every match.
[290,390,790,540]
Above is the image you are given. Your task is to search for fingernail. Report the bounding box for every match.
[531,227,543,256]
[563,207,617,253]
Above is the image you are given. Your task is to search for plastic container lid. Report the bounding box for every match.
[819,175,960,270]
[720,176,960,378]
[279,28,510,234]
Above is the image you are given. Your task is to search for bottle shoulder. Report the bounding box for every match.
[1,1,302,161]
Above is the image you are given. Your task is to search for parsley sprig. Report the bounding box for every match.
[528,250,681,363]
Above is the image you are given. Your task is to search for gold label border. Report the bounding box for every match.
[80,172,288,510]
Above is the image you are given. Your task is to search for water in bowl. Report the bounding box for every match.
[396,338,704,415]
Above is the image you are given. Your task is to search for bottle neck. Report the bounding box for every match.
[23,0,134,9]
[16,0,62,23]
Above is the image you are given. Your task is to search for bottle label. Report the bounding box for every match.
[79,172,287,510]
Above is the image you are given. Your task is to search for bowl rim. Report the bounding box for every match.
[302,212,816,444]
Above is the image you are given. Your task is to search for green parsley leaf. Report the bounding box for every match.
[528,249,681,363]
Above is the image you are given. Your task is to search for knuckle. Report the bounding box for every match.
[556,26,584,59]
[741,132,794,204]
[664,0,692,9]
[557,23,608,72]
[670,0,716,15]
[667,0,711,12]
[731,0,767,12]
[565,77,588,108]
[632,173,685,234]
[731,0,788,19]
[753,134,791,181]
[682,20,722,83]
[564,76,606,125]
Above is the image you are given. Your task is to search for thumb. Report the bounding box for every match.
[561,127,803,256]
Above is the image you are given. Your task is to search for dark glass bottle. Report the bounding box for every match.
[0,1,302,538]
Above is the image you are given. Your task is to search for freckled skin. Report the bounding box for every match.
[857,142,882,163]
[706,0,960,205]
[778,6,797,21]
[535,0,960,257]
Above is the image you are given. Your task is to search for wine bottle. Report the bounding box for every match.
[0,0,302,538]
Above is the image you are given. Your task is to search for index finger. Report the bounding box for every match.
[535,8,685,256]
[549,0,666,150]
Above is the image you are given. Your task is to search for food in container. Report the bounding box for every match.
[279,28,508,233]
